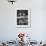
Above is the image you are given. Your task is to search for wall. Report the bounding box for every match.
[0,0,46,42]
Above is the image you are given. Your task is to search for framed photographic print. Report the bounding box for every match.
[16,8,31,28]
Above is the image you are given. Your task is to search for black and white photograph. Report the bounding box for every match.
[16,8,31,28]
[17,10,28,25]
